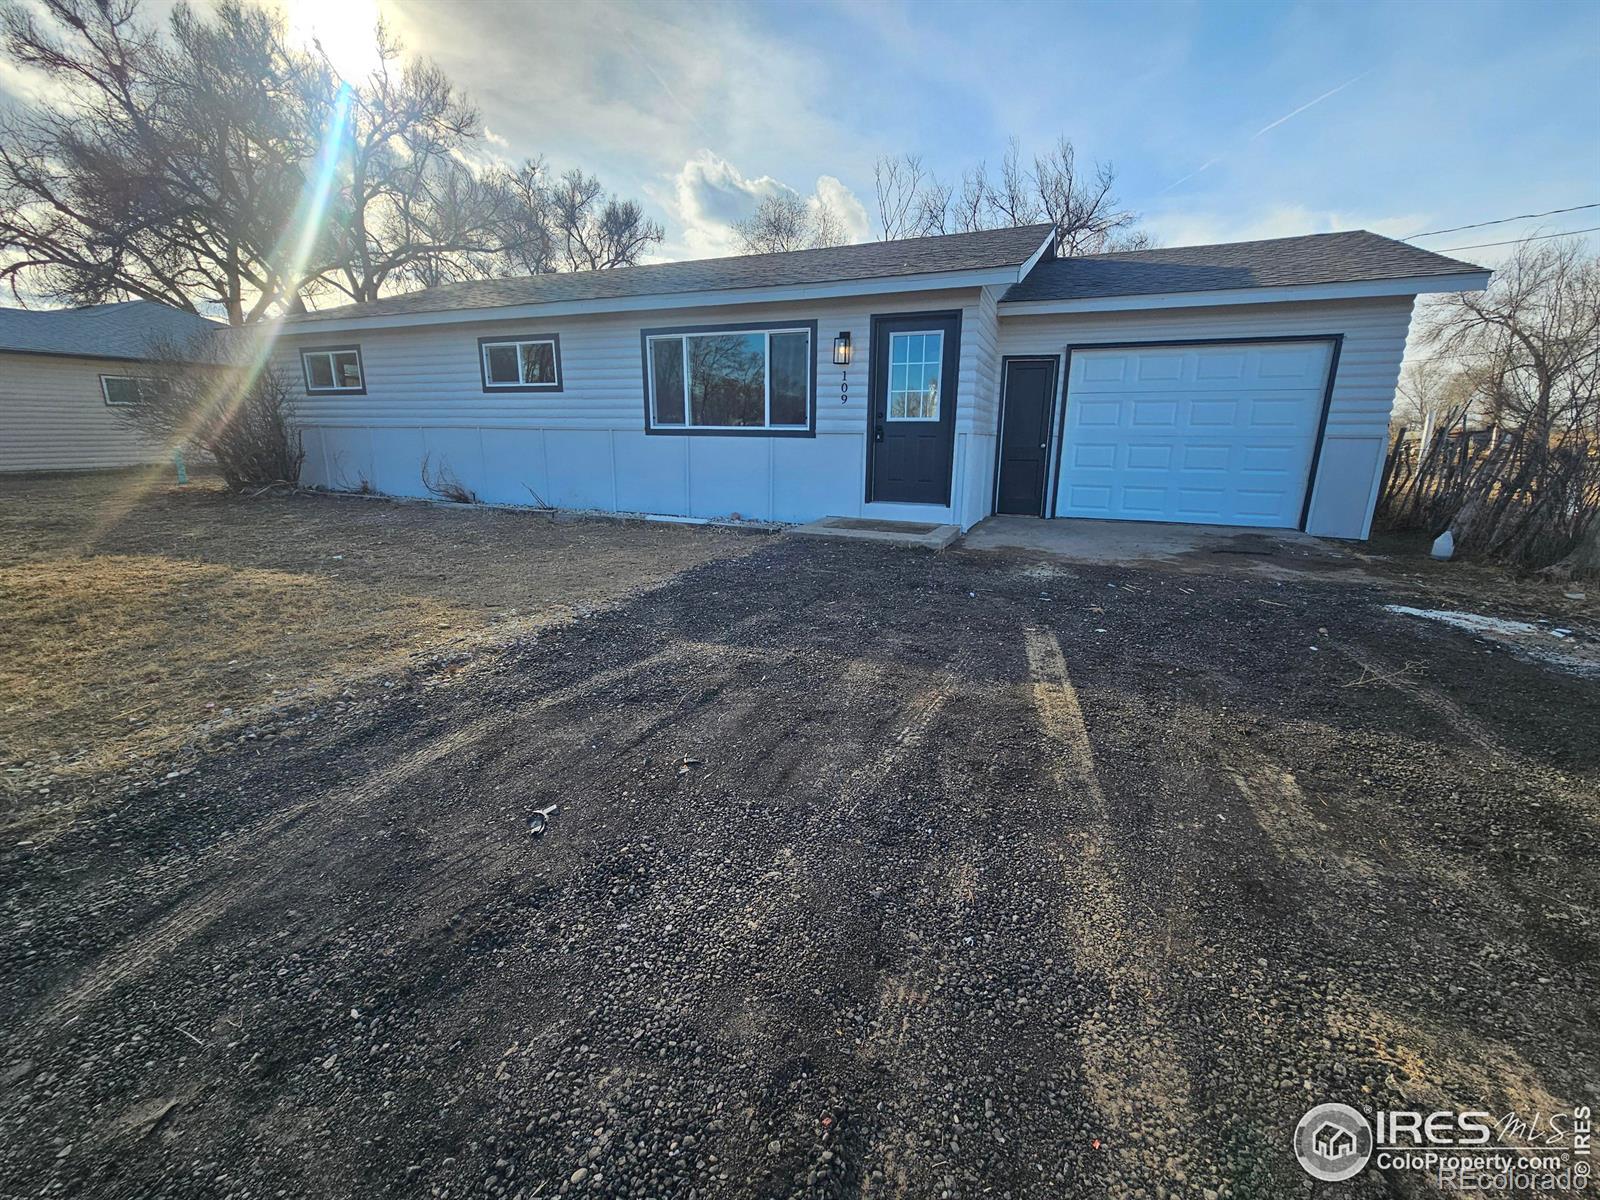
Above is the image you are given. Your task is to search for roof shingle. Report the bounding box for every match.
[285,224,1057,324]
[0,300,222,361]
[1000,230,1487,304]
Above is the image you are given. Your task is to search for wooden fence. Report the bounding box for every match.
[1376,415,1600,570]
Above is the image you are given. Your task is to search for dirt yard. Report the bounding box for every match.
[2,486,1597,1199]
[0,470,759,805]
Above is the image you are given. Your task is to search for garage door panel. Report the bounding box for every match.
[1195,352,1247,381]
[1127,444,1174,470]
[1135,353,1185,382]
[1082,355,1129,384]
[1131,401,1179,427]
[1056,341,1333,528]
[1181,444,1231,471]
[1077,400,1122,426]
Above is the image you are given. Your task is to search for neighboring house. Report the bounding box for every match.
[0,301,221,474]
[272,227,1488,538]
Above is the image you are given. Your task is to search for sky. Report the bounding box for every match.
[2,0,1597,272]
[281,0,1600,271]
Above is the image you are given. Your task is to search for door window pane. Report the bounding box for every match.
[887,331,942,421]
[688,332,764,427]
[651,337,685,424]
[769,332,809,427]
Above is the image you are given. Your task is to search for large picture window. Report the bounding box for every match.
[479,334,562,392]
[642,321,816,435]
[301,345,365,394]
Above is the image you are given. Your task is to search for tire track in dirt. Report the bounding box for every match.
[39,628,790,1028]
[1022,625,1214,1195]
[1334,641,1507,757]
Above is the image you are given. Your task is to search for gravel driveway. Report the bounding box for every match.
[4,535,1596,1199]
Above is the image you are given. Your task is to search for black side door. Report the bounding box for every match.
[867,311,961,505]
[995,356,1058,516]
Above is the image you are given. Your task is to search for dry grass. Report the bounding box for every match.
[1,469,760,796]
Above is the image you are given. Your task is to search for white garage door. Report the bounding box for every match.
[1053,341,1334,528]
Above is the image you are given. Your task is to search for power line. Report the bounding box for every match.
[1439,225,1600,252]
[1408,203,1600,239]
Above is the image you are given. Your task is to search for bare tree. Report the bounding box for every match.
[1426,238,1600,442]
[0,0,321,323]
[871,135,1144,253]
[0,0,665,321]
[733,192,847,254]
[1394,356,1478,430]
[808,198,847,249]
[543,167,663,271]
[873,154,929,241]
[1384,237,1600,574]
[312,23,512,304]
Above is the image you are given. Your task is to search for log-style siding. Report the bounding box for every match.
[0,353,165,473]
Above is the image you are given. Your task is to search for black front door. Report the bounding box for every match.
[995,357,1058,515]
[867,311,961,505]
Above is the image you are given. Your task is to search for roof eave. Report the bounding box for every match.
[998,270,1493,315]
[278,264,1025,335]
[0,345,213,365]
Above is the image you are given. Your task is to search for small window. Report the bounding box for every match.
[643,322,814,435]
[301,346,364,394]
[100,375,167,407]
[479,334,562,392]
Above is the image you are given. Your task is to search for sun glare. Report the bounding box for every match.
[280,0,386,83]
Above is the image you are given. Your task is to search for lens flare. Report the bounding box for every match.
[83,85,356,549]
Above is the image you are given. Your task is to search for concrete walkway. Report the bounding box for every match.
[959,514,1355,570]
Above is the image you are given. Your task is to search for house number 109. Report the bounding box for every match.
[841,371,849,404]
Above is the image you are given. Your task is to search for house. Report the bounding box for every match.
[272,227,1488,538]
[0,301,222,473]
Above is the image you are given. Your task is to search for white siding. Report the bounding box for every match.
[277,286,994,527]
[0,353,166,473]
[951,285,1003,529]
[994,296,1416,538]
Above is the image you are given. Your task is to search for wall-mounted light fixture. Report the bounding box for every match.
[832,331,852,366]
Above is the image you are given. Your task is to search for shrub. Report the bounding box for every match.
[114,335,305,489]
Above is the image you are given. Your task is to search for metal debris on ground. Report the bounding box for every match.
[528,803,559,836]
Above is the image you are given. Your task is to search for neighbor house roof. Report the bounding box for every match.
[0,300,222,362]
[1001,231,1487,304]
[285,223,1058,325]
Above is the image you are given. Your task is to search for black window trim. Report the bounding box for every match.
[300,344,366,396]
[477,332,564,393]
[99,373,163,407]
[638,318,818,438]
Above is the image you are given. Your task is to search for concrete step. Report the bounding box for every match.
[788,516,961,550]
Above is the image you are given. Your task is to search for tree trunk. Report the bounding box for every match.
[1542,516,1600,582]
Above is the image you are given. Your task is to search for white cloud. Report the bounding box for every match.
[483,127,510,148]
[671,150,790,256]
[667,152,872,259]
[813,175,872,244]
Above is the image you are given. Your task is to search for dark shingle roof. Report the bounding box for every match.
[0,300,222,361]
[1001,231,1487,303]
[287,224,1057,324]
